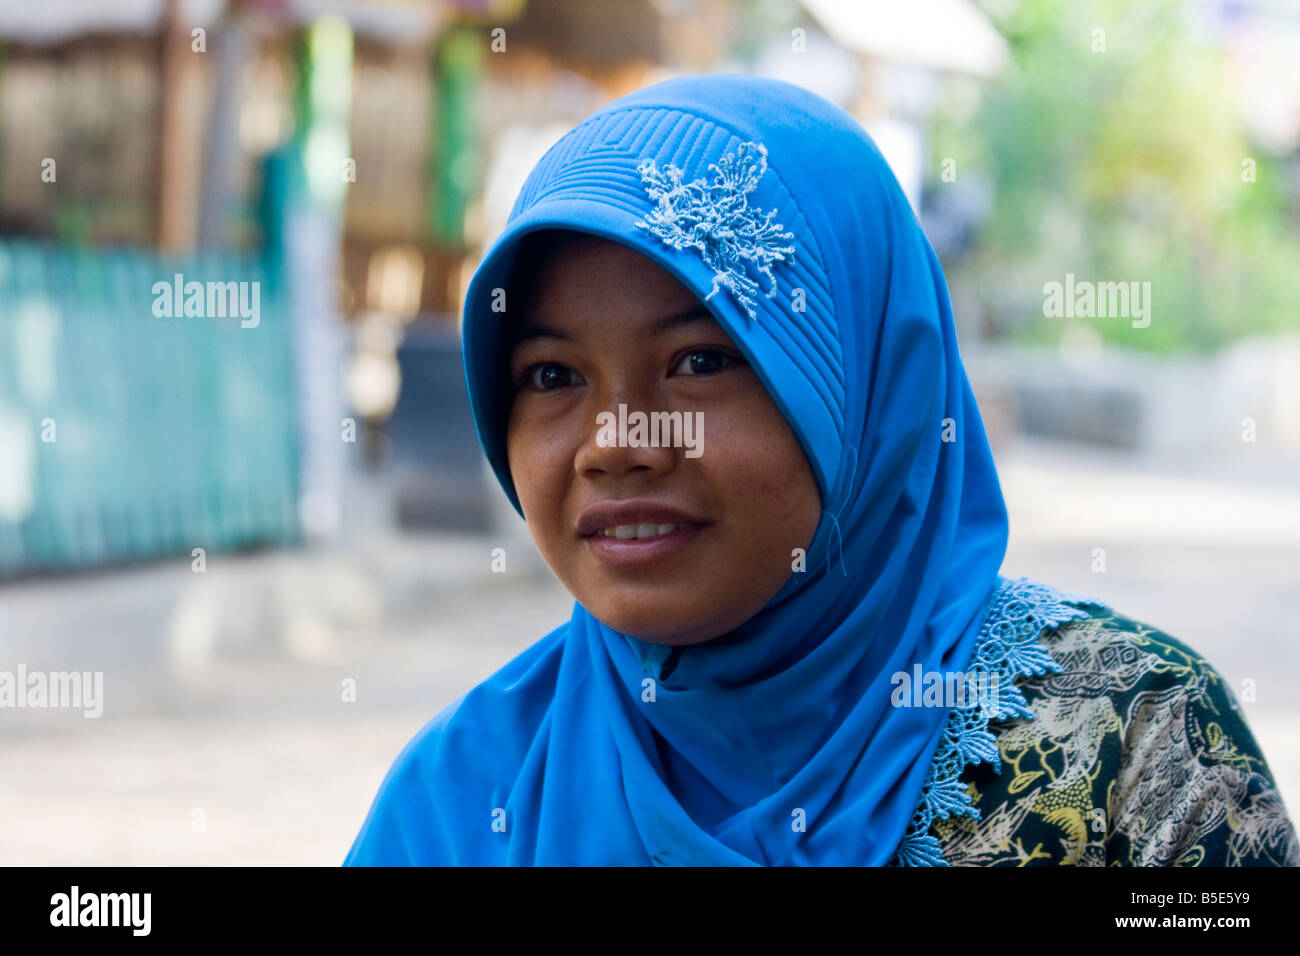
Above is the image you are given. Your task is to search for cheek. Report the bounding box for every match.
[704,396,821,545]
[506,400,584,540]
[506,407,560,518]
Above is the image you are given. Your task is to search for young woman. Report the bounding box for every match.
[345,74,1298,866]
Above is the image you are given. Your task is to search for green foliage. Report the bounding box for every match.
[933,0,1300,352]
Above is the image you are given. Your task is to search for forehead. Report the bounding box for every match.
[506,231,701,333]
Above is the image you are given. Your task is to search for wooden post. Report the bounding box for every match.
[156,0,205,253]
[198,8,249,249]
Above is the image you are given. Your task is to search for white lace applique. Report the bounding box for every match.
[635,141,796,321]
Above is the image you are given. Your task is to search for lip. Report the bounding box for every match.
[582,523,707,568]
[576,500,710,569]
[575,501,708,539]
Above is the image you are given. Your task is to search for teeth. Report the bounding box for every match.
[601,523,680,539]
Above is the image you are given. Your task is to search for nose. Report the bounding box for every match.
[574,387,682,483]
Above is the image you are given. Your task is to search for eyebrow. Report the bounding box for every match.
[510,304,715,347]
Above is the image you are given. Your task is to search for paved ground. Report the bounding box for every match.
[2,438,1297,865]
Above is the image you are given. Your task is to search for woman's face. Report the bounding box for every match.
[505,234,822,645]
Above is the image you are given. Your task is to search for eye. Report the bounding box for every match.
[671,347,745,376]
[520,362,584,391]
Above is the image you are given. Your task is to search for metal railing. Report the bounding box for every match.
[0,240,300,576]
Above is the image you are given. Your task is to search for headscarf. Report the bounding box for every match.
[345,74,1012,865]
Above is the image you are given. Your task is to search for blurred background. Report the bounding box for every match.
[0,0,1297,865]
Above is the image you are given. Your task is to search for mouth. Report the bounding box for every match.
[581,522,706,567]
[575,502,710,568]
[592,522,689,540]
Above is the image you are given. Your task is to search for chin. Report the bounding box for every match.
[590,600,727,646]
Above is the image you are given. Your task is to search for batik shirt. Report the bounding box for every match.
[895,577,1299,867]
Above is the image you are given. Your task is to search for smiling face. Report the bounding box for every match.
[503,231,823,645]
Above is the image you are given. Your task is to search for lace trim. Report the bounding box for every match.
[635,140,796,321]
[891,575,1110,866]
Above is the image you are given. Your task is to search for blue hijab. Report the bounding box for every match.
[345,74,1013,865]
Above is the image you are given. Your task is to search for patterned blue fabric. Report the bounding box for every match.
[347,74,1027,866]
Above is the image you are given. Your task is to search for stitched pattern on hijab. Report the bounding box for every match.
[891,576,1111,866]
[635,140,796,320]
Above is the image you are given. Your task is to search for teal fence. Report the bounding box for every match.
[0,241,300,576]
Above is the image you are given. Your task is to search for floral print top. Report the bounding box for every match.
[916,582,1299,866]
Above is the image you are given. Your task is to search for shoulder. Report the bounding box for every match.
[1034,603,1226,695]
[343,622,570,865]
[935,600,1300,867]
